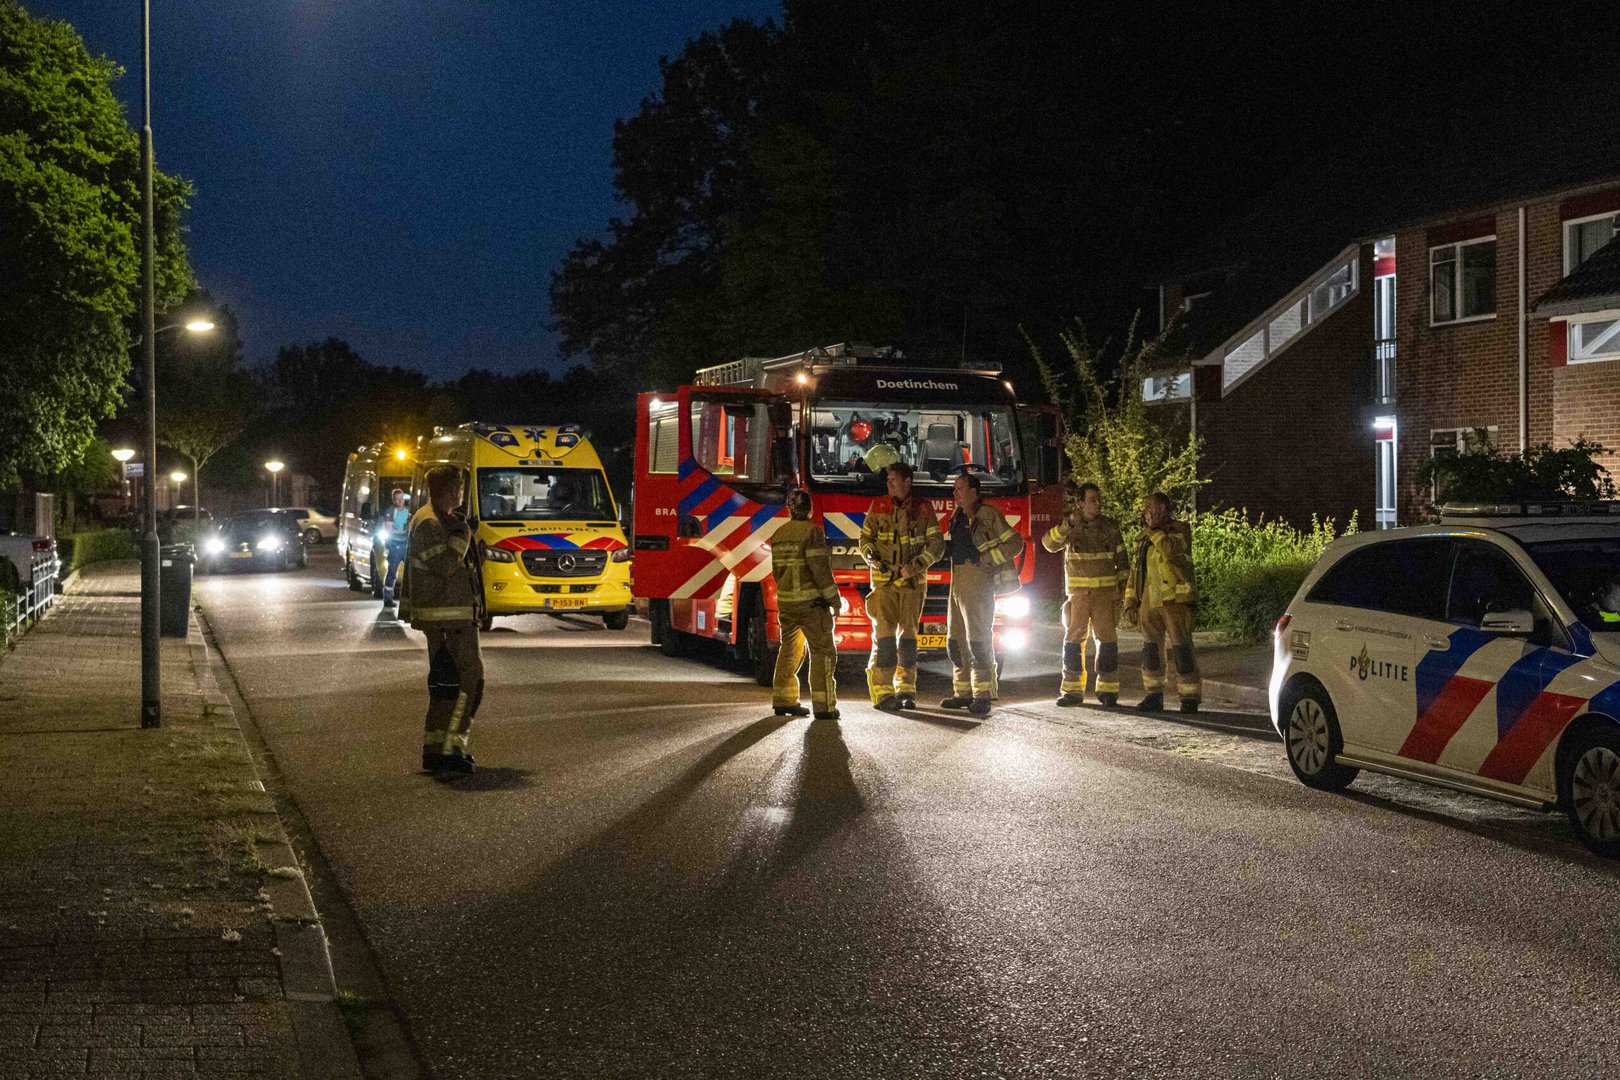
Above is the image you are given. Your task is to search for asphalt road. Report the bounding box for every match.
[195,551,1620,1078]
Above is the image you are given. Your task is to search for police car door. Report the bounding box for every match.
[1310,537,1447,756]
[1417,538,1580,790]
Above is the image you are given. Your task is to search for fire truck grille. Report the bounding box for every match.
[521,550,606,578]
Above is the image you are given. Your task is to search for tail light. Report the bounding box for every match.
[32,539,51,552]
[1275,613,1291,639]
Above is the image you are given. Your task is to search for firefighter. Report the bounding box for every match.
[1042,482,1128,707]
[940,472,1025,717]
[769,489,840,720]
[858,461,944,712]
[1123,491,1200,714]
[402,465,483,773]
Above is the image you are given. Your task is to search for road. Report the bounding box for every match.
[195,550,1620,1078]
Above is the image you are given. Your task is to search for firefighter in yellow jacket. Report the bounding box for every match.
[770,490,840,720]
[1123,491,1200,714]
[402,465,483,773]
[858,462,944,712]
[1041,482,1128,707]
[941,472,1025,717]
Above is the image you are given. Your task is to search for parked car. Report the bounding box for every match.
[0,531,59,587]
[278,506,338,545]
[198,510,308,574]
[1273,502,1620,856]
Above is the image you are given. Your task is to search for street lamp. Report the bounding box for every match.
[112,448,136,516]
[265,460,285,508]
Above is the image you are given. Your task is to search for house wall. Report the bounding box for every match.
[1394,184,1620,521]
[1194,247,1375,531]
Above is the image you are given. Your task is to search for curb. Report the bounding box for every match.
[184,614,364,1079]
[1194,678,1269,713]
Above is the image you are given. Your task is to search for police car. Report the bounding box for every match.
[1272,503,1620,855]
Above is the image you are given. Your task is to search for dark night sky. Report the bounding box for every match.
[28,0,781,379]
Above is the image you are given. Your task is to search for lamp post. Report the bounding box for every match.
[265,460,285,508]
[169,471,187,513]
[139,0,160,728]
[112,448,135,516]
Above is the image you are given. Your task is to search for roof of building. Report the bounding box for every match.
[1534,234,1620,318]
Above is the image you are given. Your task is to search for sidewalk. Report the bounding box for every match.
[1024,614,1273,711]
[0,563,358,1079]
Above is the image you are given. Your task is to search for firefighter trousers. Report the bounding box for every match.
[774,601,838,713]
[1139,601,1200,702]
[424,623,484,757]
[1062,588,1120,696]
[947,563,997,701]
[866,583,924,703]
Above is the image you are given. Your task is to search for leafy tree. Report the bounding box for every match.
[0,1,195,486]
[1026,314,1203,549]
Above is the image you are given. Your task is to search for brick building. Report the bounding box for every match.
[1153,169,1620,530]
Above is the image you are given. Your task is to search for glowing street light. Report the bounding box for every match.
[169,470,187,483]
[183,319,214,333]
[265,460,285,508]
[112,448,136,463]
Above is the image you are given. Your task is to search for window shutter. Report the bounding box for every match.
[1550,321,1568,368]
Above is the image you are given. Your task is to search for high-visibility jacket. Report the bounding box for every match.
[858,494,944,589]
[1126,520,1196,608]
[771,518,839,606]
[1041,514,1128,593]
[403,505,479,627]
[945,502,1025,594]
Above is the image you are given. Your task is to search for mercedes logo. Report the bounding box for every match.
[557,554,577,572]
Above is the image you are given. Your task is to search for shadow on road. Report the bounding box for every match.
[435,765,536,791]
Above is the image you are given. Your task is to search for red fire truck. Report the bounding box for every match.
[632,344,1065,683]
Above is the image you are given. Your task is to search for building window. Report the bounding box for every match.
[1430,237,1496,324]
[1142,372,1192,403]
[1429,427,1497,502]
[1569,314,1620,364]
[1565,213,1618,274]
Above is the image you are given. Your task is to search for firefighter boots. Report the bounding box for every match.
[1136,692,1164,712]
[774,704,811,717]
[940,695,973,709]
[1057,692,1083,707]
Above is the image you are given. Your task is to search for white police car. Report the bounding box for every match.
[1272,503,1620,855]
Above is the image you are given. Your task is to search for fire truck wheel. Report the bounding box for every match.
[652,600,687,657]
[744,592,775,687]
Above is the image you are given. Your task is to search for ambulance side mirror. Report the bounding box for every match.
[1482,609,1534,635]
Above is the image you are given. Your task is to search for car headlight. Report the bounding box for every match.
[1001,627,1029,652]
[483,546,515,563]
[995,594,1031,619]
[610,546,632,563]
[204,537,226,555]
[255,536,283,552]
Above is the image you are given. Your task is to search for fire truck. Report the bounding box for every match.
[632,343,1065,683]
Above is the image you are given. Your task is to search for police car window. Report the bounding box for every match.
[476,468,614,521]
[1447,541,1563,647]
[1522,536,1620,634]
[1306,538,1450,618]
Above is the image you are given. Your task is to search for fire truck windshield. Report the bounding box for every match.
[807,401,1023,490]
[476,467,615,521]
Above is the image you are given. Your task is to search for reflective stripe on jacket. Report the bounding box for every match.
[1041,514,1128,592]
[1125,520,1195,607]
[858,494,944,589]
[771,519,839,606]
[947,502,1024,593]
[404,505,480,628]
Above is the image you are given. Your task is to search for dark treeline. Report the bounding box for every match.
[551,0,1620,394]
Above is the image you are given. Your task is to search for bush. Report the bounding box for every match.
[1192,508,1353,641]
[67,528,136,572]
[1419,428,1615,508]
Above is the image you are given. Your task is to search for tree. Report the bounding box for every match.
[0,1,195,486]
[157,293,248,519]
[1027,314,1203,549]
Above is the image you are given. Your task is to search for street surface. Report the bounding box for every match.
[196,551,1620,1078]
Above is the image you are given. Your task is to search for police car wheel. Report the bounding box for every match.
[1566,733,1620,856]
[1282,683,1358,792]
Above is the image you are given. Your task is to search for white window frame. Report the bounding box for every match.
[1142,371,1192,404]
[1428,425,1499,501]
[1429,236,1497,327]
[1567,311,1620,365]
[1563,211,1619,274]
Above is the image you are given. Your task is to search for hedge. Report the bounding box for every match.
[1213,560,1315,644]
[66,528,137,573]
[1191,509,1353,642]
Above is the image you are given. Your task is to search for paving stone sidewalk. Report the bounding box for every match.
[0,563,357,1079]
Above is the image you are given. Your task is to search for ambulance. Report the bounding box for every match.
[408,422,632,631]
[1273,501,1620,856]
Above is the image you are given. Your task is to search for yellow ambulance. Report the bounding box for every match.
[408,422,633,631]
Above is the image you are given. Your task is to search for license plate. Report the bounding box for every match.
[917,634,947,649]
[229,551,253,560]
[545,597,588,609]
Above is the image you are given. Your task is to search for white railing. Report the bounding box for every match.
[1204,243,1362,397]
[3,553,58,646]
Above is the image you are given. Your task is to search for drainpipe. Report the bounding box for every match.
[1519,205,1529,451]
